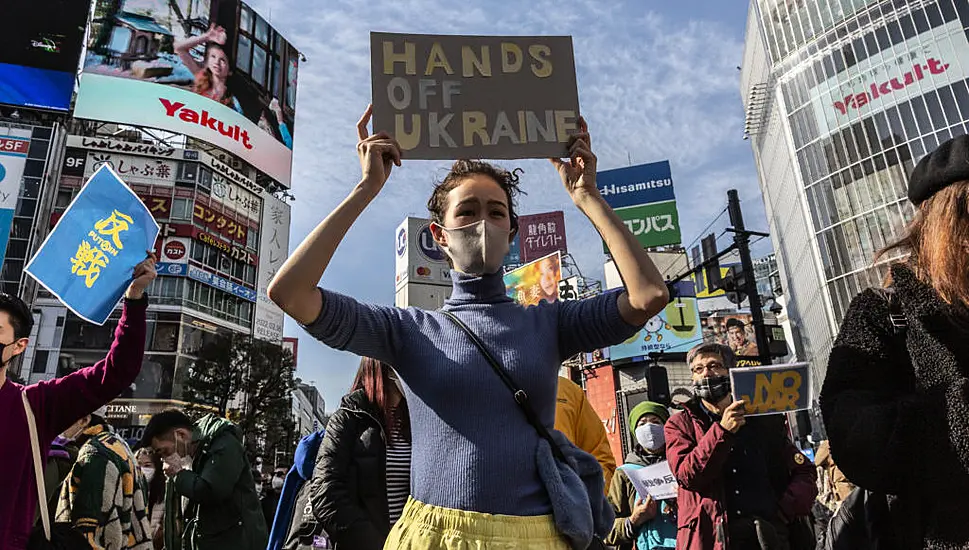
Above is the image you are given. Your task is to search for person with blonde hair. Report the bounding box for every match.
[821,134,969,549]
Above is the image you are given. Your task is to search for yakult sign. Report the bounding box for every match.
[809,20,969,133]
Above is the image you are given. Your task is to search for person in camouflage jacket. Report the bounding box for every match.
[55,414,153,550]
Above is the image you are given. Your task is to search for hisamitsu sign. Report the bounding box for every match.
[371,33,579,159]
[596,161,675,210]
[729,362,813,416]
[25,165,160,325]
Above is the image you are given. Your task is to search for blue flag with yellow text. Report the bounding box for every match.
[25,165,160,325]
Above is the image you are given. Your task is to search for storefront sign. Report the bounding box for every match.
[187,264,256,302]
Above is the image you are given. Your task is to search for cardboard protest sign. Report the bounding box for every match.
[370,32,579,159]
[729,362,812,416]
[26,165,160,325]
[620,461,678,500]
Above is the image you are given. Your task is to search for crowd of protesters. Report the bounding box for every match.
[3,123,969,550]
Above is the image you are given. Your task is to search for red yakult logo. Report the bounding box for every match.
[159,98,253,150]
[833,57,949,115]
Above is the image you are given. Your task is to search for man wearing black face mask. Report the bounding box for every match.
[665,343,816,550]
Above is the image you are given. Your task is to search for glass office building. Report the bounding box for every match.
[741,0,969,401]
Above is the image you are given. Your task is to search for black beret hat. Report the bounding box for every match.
[908,134,969,205]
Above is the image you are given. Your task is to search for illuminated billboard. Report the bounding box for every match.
[0,0,92,111]
[74,0,299,186]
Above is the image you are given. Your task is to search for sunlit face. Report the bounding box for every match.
[137,453,154,469]
[727,326,746,347]
[431,174,514,245]
[206,46,230,80]
[637,413,664,427]
[0,311,28,366]
[690,352,728,383]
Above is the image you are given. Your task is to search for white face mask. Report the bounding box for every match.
[254,483,263,494]
[635,423,666,453]
[141,467,156,483]
[434,220,511,276]
[272,476,284,490]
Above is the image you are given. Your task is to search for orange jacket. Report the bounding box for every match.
[554,376,617,488]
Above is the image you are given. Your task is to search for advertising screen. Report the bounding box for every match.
[503,252,561,307]
[610,280,701,361]
[0,0,92,110]
[74,0,300,186]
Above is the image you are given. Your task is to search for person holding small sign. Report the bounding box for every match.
[605,401,677,550]
[665,343,816,550]
[269,107,669,549]
[820,135,969,549]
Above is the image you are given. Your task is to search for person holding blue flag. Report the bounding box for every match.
[0,253,156,550]
[605,401,677,550]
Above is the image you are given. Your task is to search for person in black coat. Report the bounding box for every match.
[310,358,410,550]
[820,135,969,550]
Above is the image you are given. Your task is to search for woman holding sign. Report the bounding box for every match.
[821,135,969,549]
[269,106,669,549]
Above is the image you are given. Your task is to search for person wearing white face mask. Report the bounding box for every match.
[134,446,165,549]
[605,401,677,550]
[269,107,670,549]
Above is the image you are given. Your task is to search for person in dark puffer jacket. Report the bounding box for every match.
[310,358,410,550]
[820,134,969,550]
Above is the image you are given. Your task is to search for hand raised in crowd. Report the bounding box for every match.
[719,399,747,434]
[356,104,402,197]
[630,495,658,527]
[204,23,227,45]
[549,116,600,205]
[125,253,158,300]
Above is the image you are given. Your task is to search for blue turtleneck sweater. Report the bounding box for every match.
[302,270,640,516]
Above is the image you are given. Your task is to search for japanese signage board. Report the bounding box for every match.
[193,201,249,244]
[503,252,561,307]
[620,460,678,500]
[83,151,177,187]
[395,216,451,290]
[187,264,256,302]
[75,0,299,186]
[253,194,290,342]
[26,165,160,324]
[371,33,579,159]
[518,211,567,264]
[211,174,261,220]
[193,228,255,265]
[596,161,675,210]
[730,362,812,416]
[610,280,701,361]
[607,201,681,252]
[0,129,31,268]
[159,237,189,264]
[67,135,179,159]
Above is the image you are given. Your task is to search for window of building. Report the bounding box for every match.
[246,227,258,250]
[177,162,198,184]
[172,197,192,221]
[32,350,49,374]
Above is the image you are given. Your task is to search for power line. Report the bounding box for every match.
[660,207,729,280]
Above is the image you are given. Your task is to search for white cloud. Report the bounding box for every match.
[244,0,765,411]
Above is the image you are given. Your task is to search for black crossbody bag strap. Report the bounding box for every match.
[440,310,568,463]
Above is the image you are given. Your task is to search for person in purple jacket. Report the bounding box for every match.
[0,254,156,549]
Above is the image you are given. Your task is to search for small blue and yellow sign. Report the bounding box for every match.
[729,362,812,416]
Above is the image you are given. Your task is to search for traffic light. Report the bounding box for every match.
[701,233,722,292]
[647,366,670,406]
[721,266,748,305]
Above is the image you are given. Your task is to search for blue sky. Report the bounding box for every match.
[244,0,773,411]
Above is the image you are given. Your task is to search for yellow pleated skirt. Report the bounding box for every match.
[384,497,571,550]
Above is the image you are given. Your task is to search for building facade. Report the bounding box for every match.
[20,130,293,433]
[292,382,326,437]
[741,0,969,408]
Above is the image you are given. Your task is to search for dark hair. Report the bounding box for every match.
[138,409,193,448]
[351,358,410,446]
[876,181,969,307]
[427,160,525,232]
[725,318,746,331]
[134,447,165,508]
[687,342,736,370]
[0,293,32,340]
[195,42,234,106]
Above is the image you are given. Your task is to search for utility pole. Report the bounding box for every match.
[727,189,771,366]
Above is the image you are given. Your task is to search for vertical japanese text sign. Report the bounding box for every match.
[26,165,160,324]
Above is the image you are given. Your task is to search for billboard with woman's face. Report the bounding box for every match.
[73,0,299,186]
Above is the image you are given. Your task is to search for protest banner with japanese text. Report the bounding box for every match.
[729,362,813,416]
[619,461,678,500]
[371,32,579,159]
[26,165,160,325]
